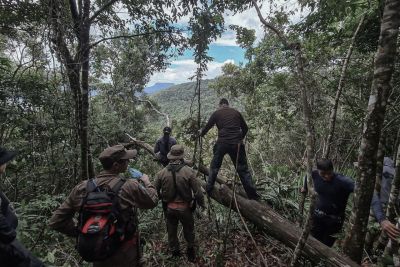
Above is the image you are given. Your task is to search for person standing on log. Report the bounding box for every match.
[154,127,177,167]
[0,147,44,267]
[301,159,354,247]
[199,98,260,200]
[154,144,205,262]
[370,157,400,240]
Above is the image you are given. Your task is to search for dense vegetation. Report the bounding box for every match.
[1,0,400,266]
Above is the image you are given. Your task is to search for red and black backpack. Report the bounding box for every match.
[76,178,127,262]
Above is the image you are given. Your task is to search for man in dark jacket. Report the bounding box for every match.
[49,145,158,267]
[0,147,44,267]
[302,159,354,247]
[200,98,259,200]
[154,144,204,262]
[154,126,177,167]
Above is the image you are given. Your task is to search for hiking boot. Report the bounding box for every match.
[186,247,196,263]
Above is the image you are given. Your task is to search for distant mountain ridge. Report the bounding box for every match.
[144,83,174,94]
[150,80,243,123]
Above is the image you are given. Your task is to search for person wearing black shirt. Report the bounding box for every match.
[302,159,354,247]
[200,98,259,200]
[154,127,177,167]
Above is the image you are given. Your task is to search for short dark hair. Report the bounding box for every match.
[317,159,334,171]
[163,126,172,134]
[219,98,229,105]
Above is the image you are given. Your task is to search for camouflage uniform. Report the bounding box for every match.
[49,145,158,267]
[154,145,204,259]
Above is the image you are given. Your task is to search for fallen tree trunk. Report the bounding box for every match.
[205,182,358,267]
[126,138,359,266]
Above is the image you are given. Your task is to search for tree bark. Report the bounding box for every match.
[78,0,91,180]
[343,0,400,262]
[323,14,366,159]
[375,135,386,194]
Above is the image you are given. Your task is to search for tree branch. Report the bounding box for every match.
[137,98,170,126]
[89,0,118,23]
[69,0,80,22]
[251,0,289,47]
[88,30,173,49]
[323,13,366,158]
[68,0,81,39]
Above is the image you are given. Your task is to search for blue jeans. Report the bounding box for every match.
[207,143,259,200]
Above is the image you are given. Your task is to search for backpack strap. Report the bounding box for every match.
[167,164,185,200]
[111,178,126,195]
[110,178,127,215]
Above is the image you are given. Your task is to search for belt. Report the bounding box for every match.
[167,201,189,210]
[314,209,342,221]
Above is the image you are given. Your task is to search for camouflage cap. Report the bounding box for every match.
[167,144,184,160]
[99,145,137,162]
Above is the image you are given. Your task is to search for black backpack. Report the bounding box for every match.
[76,178,126,262]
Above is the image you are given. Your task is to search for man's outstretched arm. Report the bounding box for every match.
[200,113,216,136]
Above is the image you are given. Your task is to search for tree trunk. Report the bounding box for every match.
[343,0,400,262]
[49,0,95,180]
[375,135,386,194]
[79,0,91,180]
[364,134,386,253]
[323,14,366,159]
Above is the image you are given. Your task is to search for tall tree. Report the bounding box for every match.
[47,0,185,179]
[343,0,400,262]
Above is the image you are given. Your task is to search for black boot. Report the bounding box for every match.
[186,247,196,263]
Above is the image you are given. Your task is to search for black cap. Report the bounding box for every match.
[0,147,17,166]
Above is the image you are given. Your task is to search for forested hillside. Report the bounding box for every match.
[1,0,400,267]
[149,80,243,126]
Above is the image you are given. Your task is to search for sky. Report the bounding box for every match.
[147,1,307,86]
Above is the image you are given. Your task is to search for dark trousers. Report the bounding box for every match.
[166,208,195,252]
[207,143,259,200]
[311,215,343,247]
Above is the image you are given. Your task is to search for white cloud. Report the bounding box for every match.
[148,59,234,86]
[212,31,238,46]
